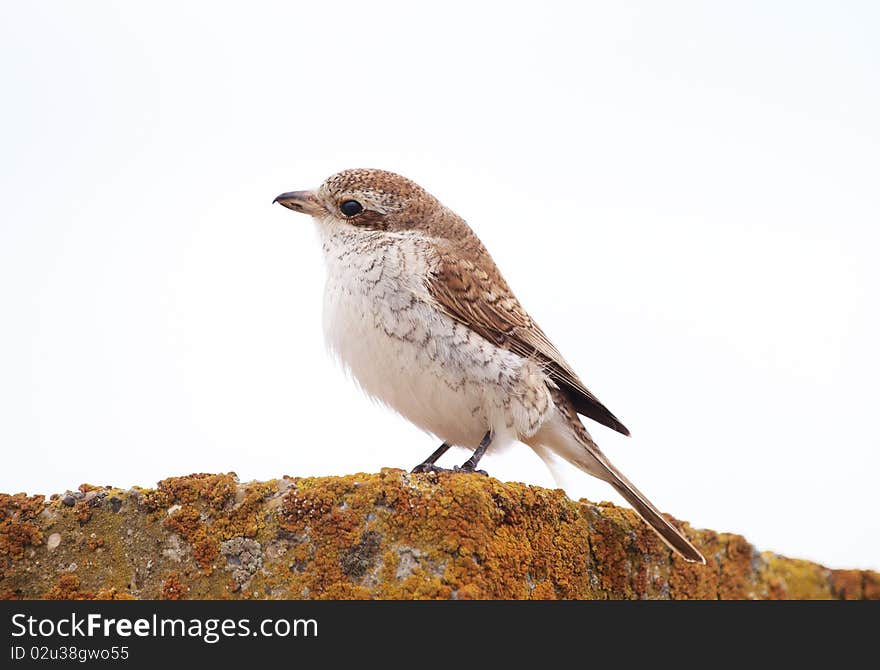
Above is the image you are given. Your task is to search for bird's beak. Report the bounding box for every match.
[273,190,323,216]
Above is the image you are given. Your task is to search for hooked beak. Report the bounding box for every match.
[272,190,323,216]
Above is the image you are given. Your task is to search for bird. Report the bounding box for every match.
[274,168,705,563]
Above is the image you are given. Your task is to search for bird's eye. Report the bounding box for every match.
[339,200,363,217]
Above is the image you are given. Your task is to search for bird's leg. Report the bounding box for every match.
[411,442,452,473]
[454,431,492,476]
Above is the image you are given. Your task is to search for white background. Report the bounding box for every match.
[1,2,878,571]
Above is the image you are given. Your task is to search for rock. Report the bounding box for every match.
[220,537,263,591]
[46,533,62,551]
[0,470,877,600]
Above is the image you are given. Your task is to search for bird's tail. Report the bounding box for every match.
[598,455,706,564]
[526,391,706,564]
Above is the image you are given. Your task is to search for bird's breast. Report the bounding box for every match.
[318,229,551,447]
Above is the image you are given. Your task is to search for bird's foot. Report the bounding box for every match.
[452,465,489,477]
[411,463,451,474]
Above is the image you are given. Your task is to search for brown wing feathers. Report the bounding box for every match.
[427,247,630,436]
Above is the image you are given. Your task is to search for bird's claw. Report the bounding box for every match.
[411,463,450,474]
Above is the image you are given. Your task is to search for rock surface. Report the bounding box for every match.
[1,470,877,600]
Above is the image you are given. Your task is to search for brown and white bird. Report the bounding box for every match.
[274,168,705,563]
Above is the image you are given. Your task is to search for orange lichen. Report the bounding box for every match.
[44,574,132,600]
[162,572,189,600]
[158,475,278,574]
[163,506,217,572]
[715,534,758,600]
[1,471,877,600]
[864,573,880,600]
[0,514,44,558]
[530,581,558,599]
[0,493,46,580]
[831,569,880,600]
[45,574,92,600]
[73,501,92,525]
[279,470,637,599]
[158,473,237,509]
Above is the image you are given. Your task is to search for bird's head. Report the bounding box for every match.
[274,168,452,234]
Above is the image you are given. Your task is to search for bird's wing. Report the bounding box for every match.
[425,245,630,436]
